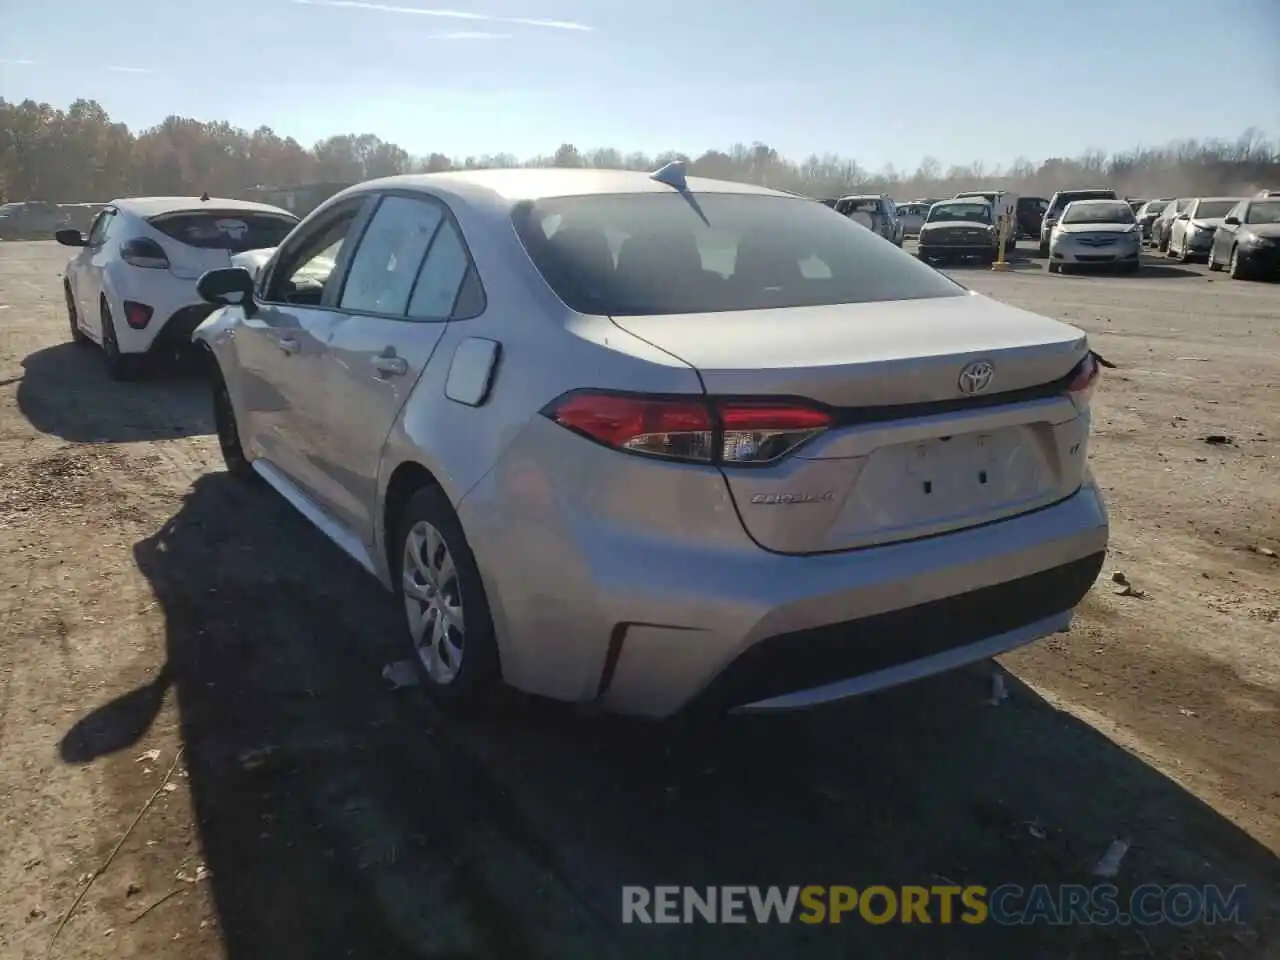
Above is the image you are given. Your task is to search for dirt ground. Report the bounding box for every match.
[0,239,1276,960]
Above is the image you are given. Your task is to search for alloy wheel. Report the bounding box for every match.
[402,519,466,684]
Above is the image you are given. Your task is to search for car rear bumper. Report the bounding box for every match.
[107,267,214,354]
[149,304,218,354]
[462,424,1109,718]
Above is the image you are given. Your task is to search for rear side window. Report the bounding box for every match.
[407,220,474,320]
[511,193,963,317]
[148,210,299,253]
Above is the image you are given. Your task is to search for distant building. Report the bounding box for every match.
[241,181,354,217]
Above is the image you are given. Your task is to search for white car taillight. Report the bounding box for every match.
[120,237,170,269]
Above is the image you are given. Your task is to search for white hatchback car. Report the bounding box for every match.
[57,196,298,379]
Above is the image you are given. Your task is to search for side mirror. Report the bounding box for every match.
[1177,214,1190,221]
[55,228,86,247]
[1224,215,1241,226]
[196,267,257,315]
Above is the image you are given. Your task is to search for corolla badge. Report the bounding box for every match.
[958,359,995,395]
[750,491,835,505]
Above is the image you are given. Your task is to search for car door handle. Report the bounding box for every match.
[277,336,300,355]
[373,355,408,377]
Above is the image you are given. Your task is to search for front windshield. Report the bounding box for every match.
[511,193,964,316]
[1193,200,1237,220]
[1245,200,1280,224]
[1061,202,1135,224]
[1050,191,1114,214]
[927,202,992,224]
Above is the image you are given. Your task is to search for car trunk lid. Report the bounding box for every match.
[610,294,1093,553]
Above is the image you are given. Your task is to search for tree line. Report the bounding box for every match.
[2,97,1277,205]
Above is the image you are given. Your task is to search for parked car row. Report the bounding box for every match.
[824,191,1048,250]
[0,200,71,239]
[1143,190,1278,280]
[54,166,1109,719]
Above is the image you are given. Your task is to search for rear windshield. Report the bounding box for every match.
[927,202,992,223]
[1193,200,1237,220]
[1061,202,1135,224]
[1142,200,1170,215]
[835,197,884,216]
[1050,190,1116,213]
[148,211,299,253]
[511,193,964,317]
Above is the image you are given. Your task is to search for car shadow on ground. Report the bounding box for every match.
[60,473,1278,959]
[17,342,211,443]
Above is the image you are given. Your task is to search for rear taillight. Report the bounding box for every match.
[542,390,832,465]
[122,301,154,329]
[120,237,170,269]
[1066,352,1101,409]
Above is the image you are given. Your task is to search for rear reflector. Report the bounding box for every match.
[543,390,832,465]
[120,237,170,269]
[122,301,154,329]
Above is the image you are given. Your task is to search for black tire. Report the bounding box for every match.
[1206,249,1221,272]
[211,364,257,481]
[1047,261,1060,274]
[99,299,143,381]
[1123,261,1141,274]
[65,283,87,344]
[1227,246,1251,281]
[1038,240,1049,258]
[395,485,500,707]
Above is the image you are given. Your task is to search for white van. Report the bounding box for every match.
[954,190,1019,251]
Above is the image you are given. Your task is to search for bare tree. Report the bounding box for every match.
[0,96,1275,203]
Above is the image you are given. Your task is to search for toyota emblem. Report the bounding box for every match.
[958,360,994,395]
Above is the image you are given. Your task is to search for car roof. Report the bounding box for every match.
[347,169,795,214]
[1192,196,1243,203]
[110,196,296,218]
[1065,198,1126,206]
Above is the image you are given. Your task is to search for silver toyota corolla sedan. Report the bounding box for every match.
[192,165,1109,718]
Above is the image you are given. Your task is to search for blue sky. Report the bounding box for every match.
[1,0,1277,169]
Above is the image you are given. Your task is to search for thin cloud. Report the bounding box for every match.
[290,0,591,31]
[108,65,155,74]
[432,30,509,39]
[0,58,37,65]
